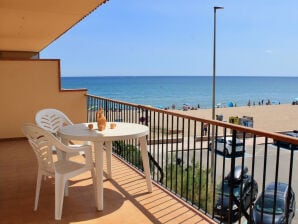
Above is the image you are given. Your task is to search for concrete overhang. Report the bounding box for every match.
[0,0,108,52]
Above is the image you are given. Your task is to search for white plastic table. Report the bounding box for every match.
[58,122,152,211]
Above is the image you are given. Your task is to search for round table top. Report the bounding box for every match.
[58,122,149,142]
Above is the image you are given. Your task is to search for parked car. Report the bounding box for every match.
[273,130,298,150]
[209,136,244,156]
[252,182,296,224]
[214,166,258,222]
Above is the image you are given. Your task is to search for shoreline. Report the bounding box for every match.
[173,104,298,133]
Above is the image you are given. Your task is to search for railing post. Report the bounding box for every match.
[287,144,295,224]
[145,109,149,126]
[211,124,216,179]
[104,100,108,120]
[228,129,237,223]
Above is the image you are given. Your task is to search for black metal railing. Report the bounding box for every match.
[86,94,298,224]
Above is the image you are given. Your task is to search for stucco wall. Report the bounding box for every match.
[0,59,87,139]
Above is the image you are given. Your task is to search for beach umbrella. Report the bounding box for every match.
[228,102,234,107]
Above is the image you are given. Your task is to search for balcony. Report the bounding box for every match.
[1,94,298,224]
[2,2,298,222]
[0,139,214,224]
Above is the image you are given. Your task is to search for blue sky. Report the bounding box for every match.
[41,0,298,77]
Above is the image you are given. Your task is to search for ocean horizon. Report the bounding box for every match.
[61,76,298,109]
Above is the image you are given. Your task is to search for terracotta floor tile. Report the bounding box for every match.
[0,139,214,224]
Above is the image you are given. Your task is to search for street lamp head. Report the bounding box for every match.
[214,6,224,10]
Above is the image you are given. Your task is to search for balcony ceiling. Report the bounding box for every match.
[0,0,108,52]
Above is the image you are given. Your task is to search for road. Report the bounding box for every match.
[151,138,298,223]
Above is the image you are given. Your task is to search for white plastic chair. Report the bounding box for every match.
[22,123,96,220]
[35,108,86,158]
[35,108,74,135]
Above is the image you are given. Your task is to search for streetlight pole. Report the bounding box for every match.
[211,6,223,178]
[212,6,223,120]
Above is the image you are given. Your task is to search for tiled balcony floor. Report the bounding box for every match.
[0,139,214,224]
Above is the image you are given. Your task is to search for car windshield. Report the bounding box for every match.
[255,197,285,215]
[221,180,241,197]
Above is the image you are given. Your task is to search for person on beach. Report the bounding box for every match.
[267,99,271,105]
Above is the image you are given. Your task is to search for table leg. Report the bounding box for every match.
[105,141,112,179]
[94,141,104,211]
[139,136,153,192]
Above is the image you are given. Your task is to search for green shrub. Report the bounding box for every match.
[165,159,214,212]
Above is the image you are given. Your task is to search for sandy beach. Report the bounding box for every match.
[174,104,298,133]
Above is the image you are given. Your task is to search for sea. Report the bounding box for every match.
[61,76,298,110]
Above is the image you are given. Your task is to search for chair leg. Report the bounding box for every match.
[55,174,66,220]
[34,170,43,211]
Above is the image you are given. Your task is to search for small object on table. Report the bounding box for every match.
[110,123,116,129]
[88,124,93,130]
[96,108,106,131]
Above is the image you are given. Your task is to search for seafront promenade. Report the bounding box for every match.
[175,104,298,133]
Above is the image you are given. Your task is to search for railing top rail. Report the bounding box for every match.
[86,94,298,145]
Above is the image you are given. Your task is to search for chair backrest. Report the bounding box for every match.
[22,123,55,175]
[35,109,73,134]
